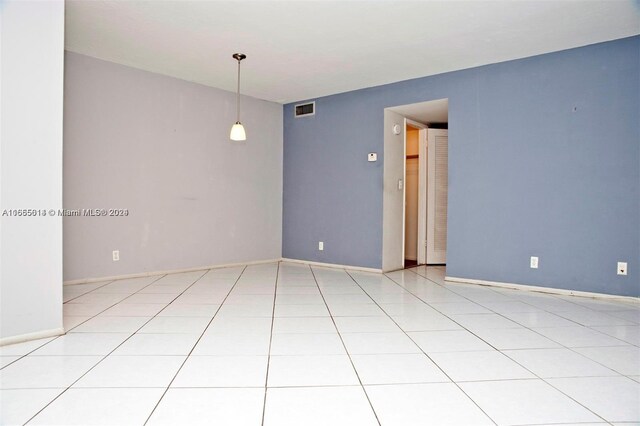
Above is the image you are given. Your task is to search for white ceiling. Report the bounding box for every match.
[65,0,640,104]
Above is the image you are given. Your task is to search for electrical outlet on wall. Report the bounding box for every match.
[530,256,539,269]
[617,262,627,276]
[318,241,324,251]
[113,250,120,262]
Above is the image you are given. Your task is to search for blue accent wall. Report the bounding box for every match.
[283,36,639,297]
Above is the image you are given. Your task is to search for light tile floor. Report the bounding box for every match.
[1,263,639,425]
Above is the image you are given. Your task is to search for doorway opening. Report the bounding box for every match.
[382,99,449,272]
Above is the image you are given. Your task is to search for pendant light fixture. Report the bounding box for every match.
[230,53,247,141]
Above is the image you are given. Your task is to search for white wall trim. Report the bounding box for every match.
[445,276,640,303]
[281,258,382,273]
[64,258,282,286]
[0,327,64,347]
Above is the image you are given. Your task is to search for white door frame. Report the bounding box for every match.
[382,110,407,272]
[405,119,428,265]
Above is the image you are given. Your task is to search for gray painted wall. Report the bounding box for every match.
[283,36,639,297]
[64,52,282,282]
[1,1,64,340]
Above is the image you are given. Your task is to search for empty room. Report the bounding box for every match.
[1,0,639,425]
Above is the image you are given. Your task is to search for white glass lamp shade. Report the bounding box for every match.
[230,122,246,141]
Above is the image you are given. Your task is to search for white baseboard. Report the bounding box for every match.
[445,276,639,303]
[64,258,282,286]
[0,327,64,347]
[281,258,382,273]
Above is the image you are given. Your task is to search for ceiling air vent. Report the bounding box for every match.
[295,101,315,118]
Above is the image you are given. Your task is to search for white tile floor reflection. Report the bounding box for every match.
[1,262,639,425]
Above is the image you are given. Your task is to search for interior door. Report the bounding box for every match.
[382,110,406,272]
[426,128,448,264]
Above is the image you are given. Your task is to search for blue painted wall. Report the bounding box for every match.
[283,36,639,297]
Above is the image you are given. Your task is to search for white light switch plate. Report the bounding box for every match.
[530,256,538,269]
[318,241,324,251]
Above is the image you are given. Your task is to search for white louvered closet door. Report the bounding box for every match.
[426,129,448,264]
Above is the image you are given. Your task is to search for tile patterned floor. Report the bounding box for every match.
[1,262,639,425]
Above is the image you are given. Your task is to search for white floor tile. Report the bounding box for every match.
[428,302,492,315]
[276,286,321,295]
[0,356,101,388]
[502,311,579,327]
[73,355,185,388]
[392,313,462,331]
[548,376,640,422]
[275,294,324,304]
[0,356,19,368]
[341,332,421,354]
[274,304,330,317]
[607,309,640,324]
[193,332,271,355]
[323,294,374,305]
[533,326,631,347]
[123,293,178,304]
[591,325,640,345]
[379,303,439,316]
[216,303,274,317]
[67,293,129,305]
[472,327,561,350]
[503,348,621,378]
[351,353,449,384]
[476,301,541,314]
[172,293,227,304]
[5,265,638,425]
[113,333,200,355]
[30,388,164,425]
[139,316,211,334]
[63,303,109,317]
[173,355,267,387]
[460,379,601,425]
[270,333,346,355]
[409,330,494,353]
[333,316,400,333]
[573,346,640,375]
[208,316,273,334]
[267,355,358,387]
[63,315,91,331]
[70,316,151,333]
[30,333,130,356]
[328,304,386,317]
[264,386,378,426]
[157,303,220,317]
[0,338,54,356]
[555,309,636,326]
[0,388,64,425]
[99,303,166,317]
[225,294,275,305]
[450,313,522,331]
[147,388,265,426]
[429,350,535,382]
[138,283,192,294]
[272,317,336,334]
[366,383,493,425]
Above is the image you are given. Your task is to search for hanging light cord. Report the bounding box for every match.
[236,58,241,123]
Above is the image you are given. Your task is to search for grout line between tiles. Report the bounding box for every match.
[21,270,211,425]
[343,268,500,426]
[141,266,250,425]
[387,268,612,424]
[308,264,383,426]
[260,262,280,426]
